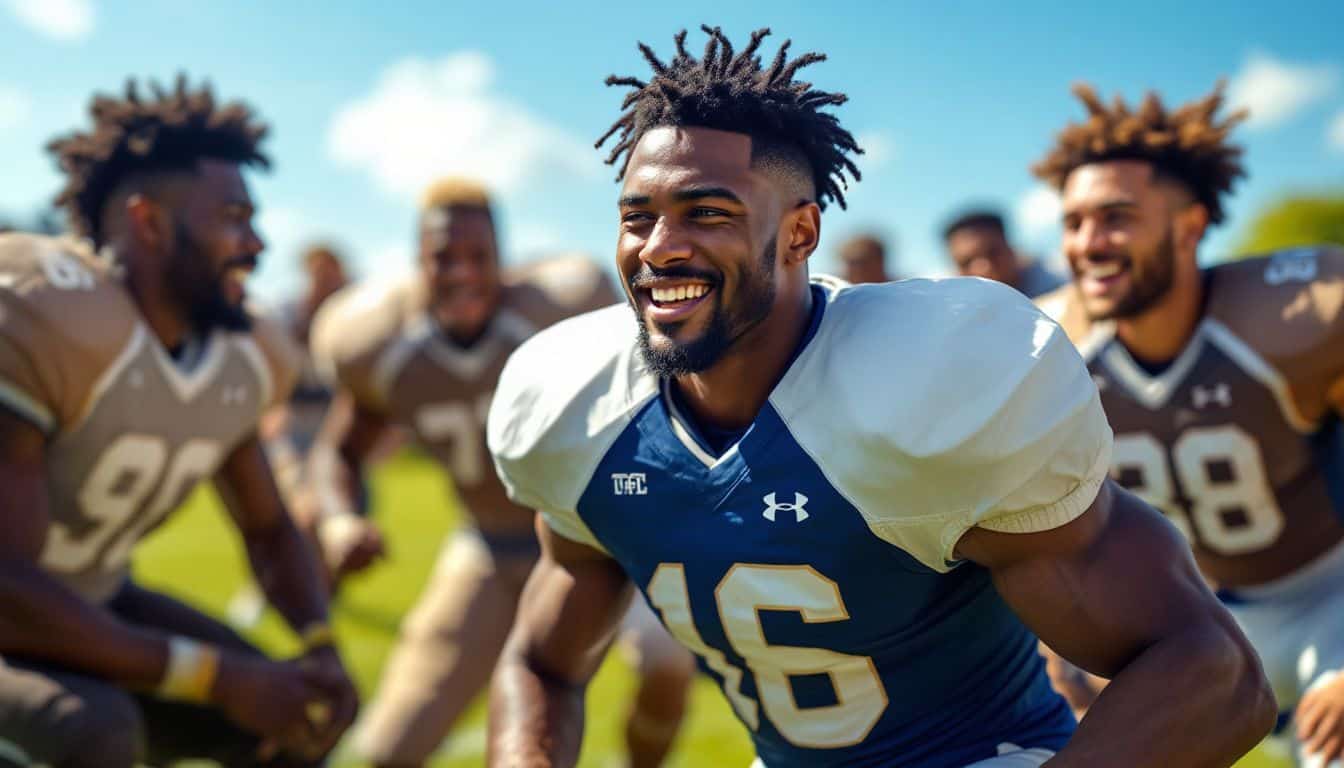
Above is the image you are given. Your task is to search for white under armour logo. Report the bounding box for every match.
[222,386,248,406]
[1264,250,1317,286]
[1192,383,1231,409]
[763,492,809,522]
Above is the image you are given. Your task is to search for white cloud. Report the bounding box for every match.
[0,86,31,131]
[1227,52,1337,130]
[327,52,598,202]
[3,0,94,43]
[855,131,896,171]
[1329,111,1344,152]
[1015,184,1061,241]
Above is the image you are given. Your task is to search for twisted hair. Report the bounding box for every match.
[47,75,269,243]
[597,26,862,210]
[1032,82,1247,224]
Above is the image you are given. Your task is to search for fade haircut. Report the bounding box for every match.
[48,75,269,245]
[1032,82,1247,225]
[597,26,862,210]
[942,209,1006,241]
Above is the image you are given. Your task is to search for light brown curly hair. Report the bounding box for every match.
[1032,82,1248,224]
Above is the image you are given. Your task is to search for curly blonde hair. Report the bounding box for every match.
[1032,82,1247,224]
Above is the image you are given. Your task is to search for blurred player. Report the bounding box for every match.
[836,233,894,284]
[0,78,357,767]
[1036,82,1344,766]
[943,209,1063,297]
[485,27,1273,768]
[307,178,696,768]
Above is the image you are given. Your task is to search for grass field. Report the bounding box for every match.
[134,452,1284,767]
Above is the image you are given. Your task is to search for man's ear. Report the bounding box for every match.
[124,193,170,252]
[783,202,822,265]
[1173,199,1210,255]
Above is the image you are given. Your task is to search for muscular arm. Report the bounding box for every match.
[488,517,634,768]
[306,390,390,521]
[0,408,171,689]
[957,480,1276,768]
[214,433,329,633]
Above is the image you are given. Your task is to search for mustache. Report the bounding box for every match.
[627,264,721,291]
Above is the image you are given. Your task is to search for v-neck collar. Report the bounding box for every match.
[1097,321,1209,410]
[659,284,829,470]
[144,324,229,402]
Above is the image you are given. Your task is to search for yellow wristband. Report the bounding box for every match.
[157,637,220,704]
[299,622,335,653]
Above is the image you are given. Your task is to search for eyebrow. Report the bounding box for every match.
[618,186,745,207]
[1064,198,1138,216]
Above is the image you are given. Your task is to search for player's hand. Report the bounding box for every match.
[210,652,328,758]
[318,513,385,577]
[295,645,360,759]
[1297,673,1344,762]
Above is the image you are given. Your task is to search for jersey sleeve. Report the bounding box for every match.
[781,279,1112,572]
[309,281,406,414]
[488,304,653,554]
[0,235,134,434]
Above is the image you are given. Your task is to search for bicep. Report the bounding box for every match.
[510,516,633,686]
[0,406,51,561]
[964,481,1220,677]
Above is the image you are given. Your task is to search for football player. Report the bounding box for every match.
[306,178,697,768]
[1036,82,1344,766]
[0,79,357,767]
[484,27,1275,768]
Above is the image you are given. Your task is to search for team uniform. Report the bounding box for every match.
[490,276,1114,767]
[311,256,678,763]
[0,233,302,765]
[1040,246,1344,767]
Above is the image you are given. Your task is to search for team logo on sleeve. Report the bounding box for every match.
[612,472,648,496]
[763,492,809,522]
[1264,249,1317,285]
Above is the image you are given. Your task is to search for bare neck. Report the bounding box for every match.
[672,284,814,431]
[114,246,190,351]
[1115,268,1205,367]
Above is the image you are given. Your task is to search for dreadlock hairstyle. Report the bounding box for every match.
[596,26,862,210]
[47,75,270,245]
[1032,82,1247,225]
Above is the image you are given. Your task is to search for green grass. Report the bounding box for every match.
[133,452,1283,767]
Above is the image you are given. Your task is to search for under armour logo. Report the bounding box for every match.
[1264,250,1317,286]
[222,386,248,406]
[1192,383,1231,409]
[763,492,809,522]
[612,472,647,496]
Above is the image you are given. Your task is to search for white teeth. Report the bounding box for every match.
[227,267,251,283]
[1087,263,1124,279]
[651,284,709,304]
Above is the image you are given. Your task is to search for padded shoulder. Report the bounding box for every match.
[487,303,656,550]
[240,306,304,410]
[309,276,422,410]
[1206,246,1344,425]
[773,277,1112,571]
[503,254,621,329]
[0,234,139,432]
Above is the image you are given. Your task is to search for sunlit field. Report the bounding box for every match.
[134,452,1284,767]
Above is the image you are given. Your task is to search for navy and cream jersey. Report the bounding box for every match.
[489,277,1112,767]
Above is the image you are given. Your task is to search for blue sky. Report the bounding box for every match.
[2,0,1342,303]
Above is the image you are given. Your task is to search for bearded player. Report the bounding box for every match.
[1036,83,1344,766]
[0,79,358,767]
[306,178,696,768]
[484,27,1273,768]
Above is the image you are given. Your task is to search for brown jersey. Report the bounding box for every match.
[0,233,301,603]
[311,255,617,538]
[1039,246,1344,588]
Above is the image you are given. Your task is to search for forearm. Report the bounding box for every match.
[488,644,588,768]
[307,437,368,522]
[0,560,169,688]
[1047,626,1274,768]
[244,516,329,632]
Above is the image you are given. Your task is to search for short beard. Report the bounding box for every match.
[1086,226,1177,322]
[636,237,777,377]
[167,220,252,334]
